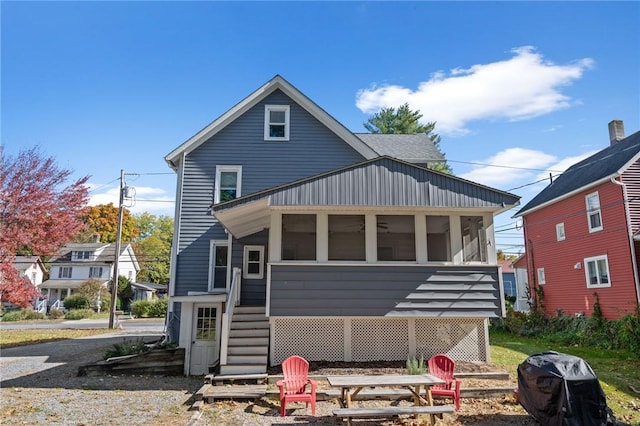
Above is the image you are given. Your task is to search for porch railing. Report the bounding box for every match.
[35,299,47,315]
[51,299,65,311]
[220,267,242,366]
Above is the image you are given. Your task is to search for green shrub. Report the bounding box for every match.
[617,310,640,353]
[406,354,426,375]
[104,338,148,359]
[1,309,26,322]
[130,300,152,318]
[63,294,92,310]
[22,308,46,320]
[148,298,168,317]
[64,309,94,320]
[1,308,45,321]
[48,308,65,319]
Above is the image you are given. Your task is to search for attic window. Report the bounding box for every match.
[264,105,290,141]
[72,251,93,261]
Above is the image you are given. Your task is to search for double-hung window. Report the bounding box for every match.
[209,240,229,290]
[556,223,565,241]
[89,267,103,278]
[537,267,546,285]
[214,166,242,204]
[243,246,264,279]
[58,267,72,279]
[586,192,603,232]
[264,105,290,141]
[585,255,611,288]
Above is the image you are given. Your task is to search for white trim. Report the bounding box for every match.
[537,267,546,285]
[585,191,603,233]
[208,239,229,292]
[317,213,329,262]
[214,165,242,204]
[415,215,428,263]
[365,213,377,263]
[264,104,290,141]
[269,214,282,262]
[556,222,566,241]
[243,245,265,279]
[584,254,612,288]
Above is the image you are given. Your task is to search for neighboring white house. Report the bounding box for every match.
[39,242,140,309]
[13,256,46,287]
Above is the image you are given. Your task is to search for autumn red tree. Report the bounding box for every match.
[0,147,89,307]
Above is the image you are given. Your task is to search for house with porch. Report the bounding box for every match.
[39,242,140,310]
[513,120,640,319]
[164,75,520,376]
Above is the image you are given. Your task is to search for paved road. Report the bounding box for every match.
[0,317,165,332]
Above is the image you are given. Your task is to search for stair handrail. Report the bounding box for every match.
[220,267,242,366]
[35,299,47,314]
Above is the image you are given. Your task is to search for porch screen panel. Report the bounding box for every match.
[426,216,451,261]
[328,215,365,261]
[461,216,486,262]
[377,215,416,261]
[282,214,316,260]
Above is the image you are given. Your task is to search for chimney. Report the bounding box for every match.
[608,120,625,145]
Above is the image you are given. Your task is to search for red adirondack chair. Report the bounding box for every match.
[428,354,462,410]
[276,355,317,416]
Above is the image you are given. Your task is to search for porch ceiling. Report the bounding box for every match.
[39,279,108,289]
[213,198,270,239]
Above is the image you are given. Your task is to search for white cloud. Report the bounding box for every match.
[458,148,599,192]
[88,184,174,215]
[458,147,558,188]
[356,46,594,136]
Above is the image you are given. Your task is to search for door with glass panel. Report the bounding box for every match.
[190,304,219,375]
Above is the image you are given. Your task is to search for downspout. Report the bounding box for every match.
[610,177,640,307]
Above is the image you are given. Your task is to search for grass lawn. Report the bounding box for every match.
[490,329,640,425]
[0,328,116,349]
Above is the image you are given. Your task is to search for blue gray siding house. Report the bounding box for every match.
[165,75,520,376]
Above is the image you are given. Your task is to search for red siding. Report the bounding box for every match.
[522,180,639,319]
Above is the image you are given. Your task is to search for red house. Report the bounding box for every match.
[514,121,640,319]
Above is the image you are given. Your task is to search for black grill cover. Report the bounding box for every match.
[517,351,615,426]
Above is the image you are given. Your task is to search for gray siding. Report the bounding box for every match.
[270,265,502,318]
[174,89,364,295]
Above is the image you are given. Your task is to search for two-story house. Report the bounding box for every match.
[165,75,520,376]
[13,256,46,287]
[514,120,640,319]
[39,242,140,309]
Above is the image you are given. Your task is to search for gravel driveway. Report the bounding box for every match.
[1,330,203,425]
[1,329,537,425]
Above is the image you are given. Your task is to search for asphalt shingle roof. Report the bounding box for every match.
[515,130,640,216]
[354,133,444,164]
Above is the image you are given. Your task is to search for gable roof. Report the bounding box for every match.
[212,156,520,238]
[165,75,378,169]
[13,256,47,273]
[50,243,140,270]
[354,133,445,164]
[515,130,640,217]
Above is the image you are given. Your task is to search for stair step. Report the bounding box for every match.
[232,313,268,322]
[228,337,269,347]
[210,373,268,384]
[233,306,266,314]
[231,321,269,330]
[227,354,267,365]
[228,345,268,355]
[229,328,269,338]
[219,364,267,375]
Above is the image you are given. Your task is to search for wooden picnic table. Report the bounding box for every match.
[327,374,451,425]
[326,374,445,408]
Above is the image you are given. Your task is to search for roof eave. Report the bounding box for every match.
[513,173,619,218]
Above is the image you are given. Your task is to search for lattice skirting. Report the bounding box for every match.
[270,317,488,366]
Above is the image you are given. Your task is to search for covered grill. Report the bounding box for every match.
[517,351,616,426]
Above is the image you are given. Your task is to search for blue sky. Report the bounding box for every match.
[2,1,639,256]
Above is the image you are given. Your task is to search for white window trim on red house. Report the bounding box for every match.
[584,254,611,288]
[585,192,603,233]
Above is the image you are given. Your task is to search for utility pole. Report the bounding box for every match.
[108,170,125,329]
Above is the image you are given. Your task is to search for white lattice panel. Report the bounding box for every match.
[271,318,344,365]
[414,318,486,362]
[271,317,487,365]
[351,318,409,361]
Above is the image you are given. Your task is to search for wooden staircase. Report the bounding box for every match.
[218,306,269,376]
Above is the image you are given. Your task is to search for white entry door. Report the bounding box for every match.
[190,304,219,375]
